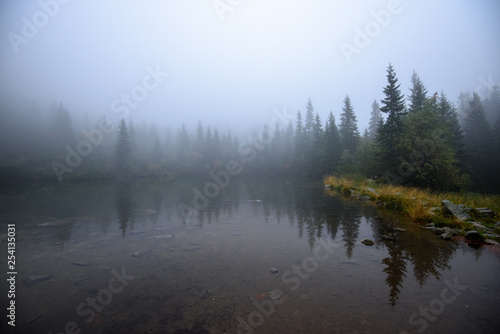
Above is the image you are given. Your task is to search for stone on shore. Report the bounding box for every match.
[441,200,471,221]
[464,230,484,243]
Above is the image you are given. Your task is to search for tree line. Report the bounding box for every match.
[116,62,499,193]
[0,64,499,192]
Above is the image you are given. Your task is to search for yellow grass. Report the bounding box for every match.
[324,175,500,231]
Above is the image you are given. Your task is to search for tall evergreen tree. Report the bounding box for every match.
[464,92,495,191]
[284,120,294,168]
[319,112,341,174]
[457,91,471,125]
[213,127,222,161]
[176,123,190,164]
[116,118,131,173]
[195,120,204,153]
[128,119,137,156]
[376,64,406,173]
[493,115,500,191]
[304,98,315,146]
[339,95,360,153]
[437,92,467,174]
[151,130,163,162]
[51,102,75,151]
[484,84,500,126]
[294,111,305,170]
[368,99,383,140]
[408,70,428,114]
[163,127,174,163]
[310,113,324,173]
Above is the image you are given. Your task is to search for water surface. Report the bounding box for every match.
[1,178,499,333]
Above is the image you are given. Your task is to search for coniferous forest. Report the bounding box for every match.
[1,64,499,193]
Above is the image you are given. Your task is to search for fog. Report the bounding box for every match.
[1,0,499,130]
[0,0,499,190]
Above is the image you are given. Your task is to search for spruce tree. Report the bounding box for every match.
[484,84,500,126]
[294,111,304,171]
[376,64,406,173]
[116,118,131,173]
[339,95,360,153]
[437,92,468,174]
[368,99,383,140]
[320,112,341,174]
[196,120,204,152]
[408,70,428,114]
[464,92,495,191]
[304,98,315,146]
[176,123,190,164]
[128,119,137,156]
[51,102,75,151]
[493,116,500,191]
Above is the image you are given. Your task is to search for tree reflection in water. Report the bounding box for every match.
[112,177,457,305]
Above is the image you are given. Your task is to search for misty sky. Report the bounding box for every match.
[1,0,499,133]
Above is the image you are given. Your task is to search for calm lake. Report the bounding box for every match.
[1,177,499,333]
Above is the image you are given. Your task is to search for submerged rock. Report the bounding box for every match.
[37,219,75,227]
[132,250,152,258]
[270,268,279,274]
[268,289,284,300]
[182,245,203,251]
[361,239,375,246]
[72,261,89,266]
[381,235,397,242]
[24,275,54,286]
[441,200,471,221]
[154,234,174,240]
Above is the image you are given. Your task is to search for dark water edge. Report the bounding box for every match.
[0,177,499,334]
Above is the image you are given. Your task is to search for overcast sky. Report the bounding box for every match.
[1,0,499,134]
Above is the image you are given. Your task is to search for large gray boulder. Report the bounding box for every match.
[441,200,471,221]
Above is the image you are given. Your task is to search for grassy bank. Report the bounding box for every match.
[323,175,500,239]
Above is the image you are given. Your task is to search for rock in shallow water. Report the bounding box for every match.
[361,239,374,246]
[268,289,284,300]
[154,234,174,240]
[464,230,484,243]
[24,275,54,286]
[132,250,152,257]
[381,235,397,242]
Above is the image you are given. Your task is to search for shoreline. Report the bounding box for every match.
[323,175,500,247]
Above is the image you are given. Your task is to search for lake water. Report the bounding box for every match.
[1,177,499,333]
